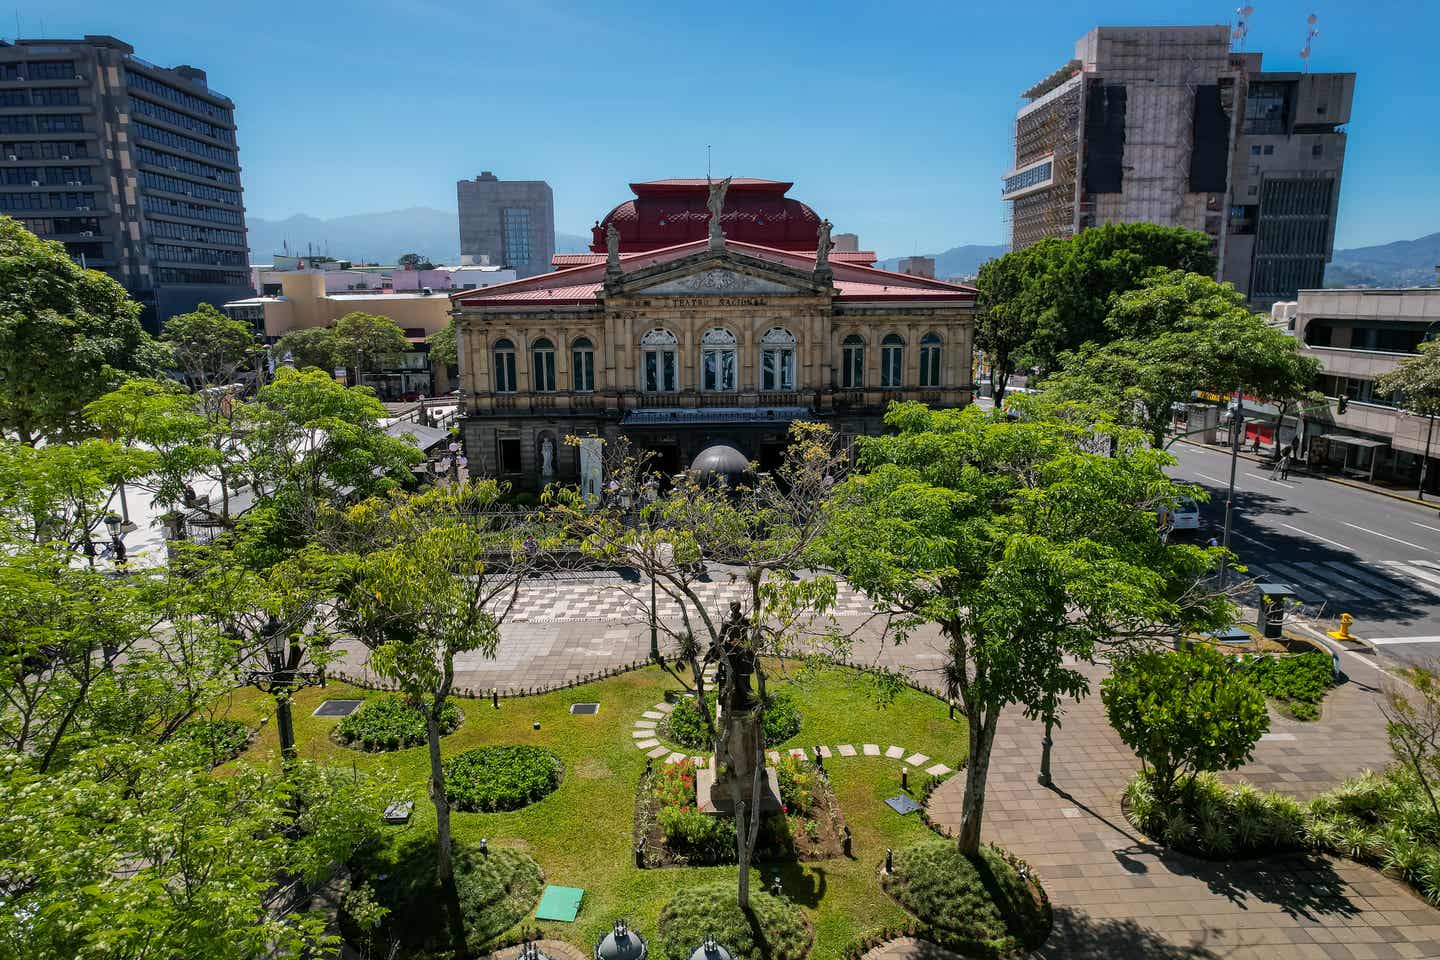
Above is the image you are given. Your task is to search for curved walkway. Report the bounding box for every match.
[924,660,1440,959]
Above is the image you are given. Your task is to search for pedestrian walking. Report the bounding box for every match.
[1278,453,1292,481]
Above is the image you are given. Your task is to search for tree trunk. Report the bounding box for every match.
[992,360,1010,408]
[957,711,998,856]
[427,710,467,960]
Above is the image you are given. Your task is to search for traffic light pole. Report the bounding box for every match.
[1219,389,1243,590]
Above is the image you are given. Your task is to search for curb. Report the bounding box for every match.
[1173,438,1433,508]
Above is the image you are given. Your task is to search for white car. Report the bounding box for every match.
[1168,498,1201,532]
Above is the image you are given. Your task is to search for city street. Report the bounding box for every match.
[1167,440,1440,665]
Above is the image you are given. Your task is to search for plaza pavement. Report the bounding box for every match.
[327,573,1440,958]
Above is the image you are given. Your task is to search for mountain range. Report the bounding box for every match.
[245,206,589,265]
[246,208,1440,290]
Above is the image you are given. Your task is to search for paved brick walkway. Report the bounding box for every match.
[925,658,1440,959]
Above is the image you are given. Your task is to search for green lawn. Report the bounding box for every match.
[230,662,968,960]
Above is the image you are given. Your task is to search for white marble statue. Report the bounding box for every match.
[707,176,732,248]
[605,222,621,267]
[579,437,604,506]
[541,437,555,478]
[816,218,834,272]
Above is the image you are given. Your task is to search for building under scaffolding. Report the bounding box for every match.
[1003,25,1355,307]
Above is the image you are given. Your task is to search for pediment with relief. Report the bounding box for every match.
[641,269,800,296]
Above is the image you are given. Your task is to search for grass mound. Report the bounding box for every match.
[337,695,462,752]
[346,837,543,955]
[444,745,563,812]
[661,689,802,751]
[657,882,813,960]
[881,839,1049,958]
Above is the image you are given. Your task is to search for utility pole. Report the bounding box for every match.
[1219,389,1243,590]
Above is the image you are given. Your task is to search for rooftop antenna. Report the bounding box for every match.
[1300,13,1319,72]
[706,144,711,183]
[1231,5,1254,51]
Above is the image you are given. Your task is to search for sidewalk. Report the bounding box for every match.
[926,658,1440,959]
[1175,437,1434,508]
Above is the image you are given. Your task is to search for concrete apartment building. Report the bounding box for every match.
[456,171,554,280]
[0,34,252,329]
[1287,286,1440,492]
[1003,25,1354,306]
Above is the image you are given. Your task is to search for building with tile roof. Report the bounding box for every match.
[452,183,975,485]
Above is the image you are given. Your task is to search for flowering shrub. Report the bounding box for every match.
[651,757,699,808]
[775,752,819,813]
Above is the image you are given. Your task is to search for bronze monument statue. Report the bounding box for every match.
[706,177,731,250]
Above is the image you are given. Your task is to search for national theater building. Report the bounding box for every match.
[450,177,976,484]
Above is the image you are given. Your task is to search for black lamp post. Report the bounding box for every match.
[246,616,322,763]
[103,513,126,568]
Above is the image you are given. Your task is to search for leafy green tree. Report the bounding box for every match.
[0,216,168,443]
[1378,340,1440,495]
[429,318,458,368]
[829,404,1228,854]
[0,438,156,552]
[974,224,1215,405]
[163,302,258,389]
[399,252,435,270]
[84,379,218,514]
[333,311,410,385]
[326,481,535,959]
[277,324,339,373]
[239,367,420,563]
[1042,272,1320,449]
[0,741,391,960]
[1101,643,1269,801]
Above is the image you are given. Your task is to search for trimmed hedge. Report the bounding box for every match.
[661,688,802,750]
[336,695,462,752]
[444,745,563,812]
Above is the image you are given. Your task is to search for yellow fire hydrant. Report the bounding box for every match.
[1328,612,1356,642]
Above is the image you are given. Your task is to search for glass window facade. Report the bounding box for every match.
[531,337,556,393]
[493,339,517,392]
[881,334,904,387]
[919,333,942,387]
[701,328,737,392]
[503,208,531,266]
[841,335,864,389]
[572,337,595,392]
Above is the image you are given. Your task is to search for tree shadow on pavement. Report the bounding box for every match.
[1041,906,1222,959]
[1162,850,1360,924]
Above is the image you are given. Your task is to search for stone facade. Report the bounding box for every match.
[452,239,974,487]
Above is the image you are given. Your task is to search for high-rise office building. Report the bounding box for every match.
[457,171,554,280]
[1003,25,1354,306]
[0,34,252,330]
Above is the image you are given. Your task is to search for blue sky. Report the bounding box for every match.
[35,0,1438,256]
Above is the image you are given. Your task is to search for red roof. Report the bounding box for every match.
[591,177,823,254]
[552,249,879,268]
[454,238,975,308]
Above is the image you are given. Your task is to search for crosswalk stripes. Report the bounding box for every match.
[1241,558,1440,609]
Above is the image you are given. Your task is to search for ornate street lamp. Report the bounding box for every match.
[595,920,647,960]
[689,938,732,960]
[102,513,126,568]
[246,616,323,762]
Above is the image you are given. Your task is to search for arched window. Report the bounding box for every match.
[919,332,942,388]
[701,327,737,392]
[881,334,904,388]
[841,334,865,389]
[760,327,796,391]
[532,337,556,393]
[641,328,678,392]
[572,336,595,393]
[493,337,517,393]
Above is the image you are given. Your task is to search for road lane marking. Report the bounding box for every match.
[1196,473,1226,484]
[1382,561,1440,591]
[1341,522,1431,552]
[1366,636,1440,646]
[1246,472,1295,489]
[1228,530,1266,547]
[1278,522,1351,551]
[1412,521,1440,534]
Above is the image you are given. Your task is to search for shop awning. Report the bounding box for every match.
[1317,433,1389,449]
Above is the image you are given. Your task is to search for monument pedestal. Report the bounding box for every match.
[696,763,782,815]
